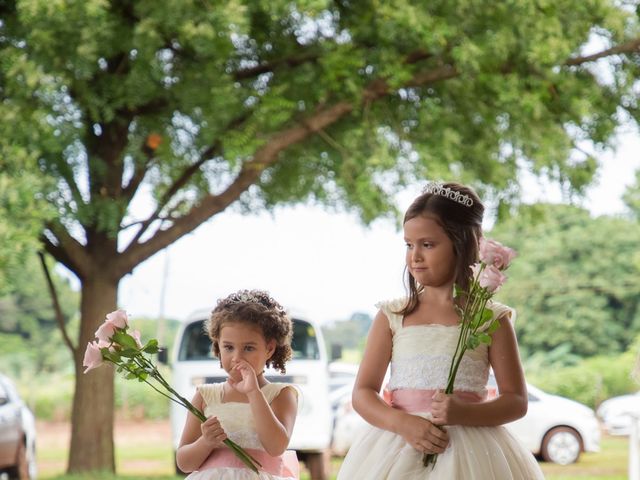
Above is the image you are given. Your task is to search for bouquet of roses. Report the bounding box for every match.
[423,238,517,469]
[83,310,261,473]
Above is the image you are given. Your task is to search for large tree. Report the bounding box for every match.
[1,0,640,473]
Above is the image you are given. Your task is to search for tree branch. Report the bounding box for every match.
[116,62,464,274]
[565,37,640,66]
[41,222,92,279]
[113,35,640,275]
[124,111,253,249]
[234,51,320,80]
[38,251,77,356]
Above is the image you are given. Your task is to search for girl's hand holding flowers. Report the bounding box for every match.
[200,416,228,449]
[398,412,449,454]
[430,390,462,426]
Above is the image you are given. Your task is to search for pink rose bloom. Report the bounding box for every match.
[478,265,507,293]
[479,238,517,270]
[106,309,128,329]
[83,341,104,373]
[95,320,117,344]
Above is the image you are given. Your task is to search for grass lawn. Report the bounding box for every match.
[38,421,629,480]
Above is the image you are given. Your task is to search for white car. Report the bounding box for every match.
[502,382,600,465]
[331,375,600,465]
[597,391,640,435]
[0,373,37,479]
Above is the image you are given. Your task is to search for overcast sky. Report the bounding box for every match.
[116,131,640,325]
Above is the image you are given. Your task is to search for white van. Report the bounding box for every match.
[168,308,333,479]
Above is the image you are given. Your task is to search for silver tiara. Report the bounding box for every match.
[222,289,285,313]
[423,182,474,207]
[227,289,269,305]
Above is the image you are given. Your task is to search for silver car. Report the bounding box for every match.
[0,373,37,479]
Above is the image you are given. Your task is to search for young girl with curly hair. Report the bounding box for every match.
[177,289,299,480]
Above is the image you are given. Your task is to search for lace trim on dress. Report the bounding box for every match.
[388,353,489,394]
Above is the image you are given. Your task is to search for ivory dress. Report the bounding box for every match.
[185,382,299,480]
[337,298,545,480]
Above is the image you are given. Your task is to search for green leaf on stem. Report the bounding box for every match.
[112,331,139,349]
[466,336,480,350]
[143,339,159,353]
[486,320,500,334]
[118,348,139,358]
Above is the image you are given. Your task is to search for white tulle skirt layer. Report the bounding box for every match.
[186,466,295,480]
[337,413,544,480]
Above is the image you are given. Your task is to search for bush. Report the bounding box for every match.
[527,349,638,409]
[14,368,172,421]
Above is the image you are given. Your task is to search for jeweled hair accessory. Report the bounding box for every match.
[220,289,285,312]
[424,182,474,207]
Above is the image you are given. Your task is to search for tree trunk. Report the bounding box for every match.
[67,274,118,473]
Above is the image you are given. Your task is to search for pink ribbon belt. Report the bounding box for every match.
[391,389,485,413]
[198,447,299,478]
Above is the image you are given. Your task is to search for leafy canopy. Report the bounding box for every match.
[1,1,638,278]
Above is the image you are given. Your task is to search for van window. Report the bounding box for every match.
[178,318,320,361]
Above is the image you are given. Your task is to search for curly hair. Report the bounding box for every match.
[205,289,293,374]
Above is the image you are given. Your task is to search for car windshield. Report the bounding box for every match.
[177,318,320,361]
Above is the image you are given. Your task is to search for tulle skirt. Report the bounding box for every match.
[185,467,295,480]
[337,413,544,479]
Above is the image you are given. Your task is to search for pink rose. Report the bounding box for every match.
[83,341,104,373]
[479,238,517,270]
[478,264,506,293]
[95,320,117,343]
[106,309,128,329]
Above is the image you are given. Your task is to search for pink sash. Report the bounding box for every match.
[391,389,485,413]
[198,447,299,478]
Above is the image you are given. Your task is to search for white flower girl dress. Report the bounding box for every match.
[337,298,545,479]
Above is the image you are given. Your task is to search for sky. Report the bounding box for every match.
[117,131,640,326]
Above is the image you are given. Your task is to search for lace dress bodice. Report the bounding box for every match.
[197,383,294,450]
[379,298,515,397]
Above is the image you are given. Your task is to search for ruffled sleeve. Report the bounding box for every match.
[196,383,223,408]
[262,383,299,404]
[375,297,407,333]
[477,301,516,332]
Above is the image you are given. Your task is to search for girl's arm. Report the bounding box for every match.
[353,309,449,454]
[247,385,298,456]
[230,360,297,456]
[431,313,528,427]
[175,391,228,472]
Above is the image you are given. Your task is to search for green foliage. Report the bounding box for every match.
[322,312,372,356]
[623,169,640,220]
[528,338,639,409]
[491,203,640,358]
[1,0,638,241]
[0,254,79,376]
[14,365,173,422]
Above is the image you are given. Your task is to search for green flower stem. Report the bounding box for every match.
[426,263,499,469]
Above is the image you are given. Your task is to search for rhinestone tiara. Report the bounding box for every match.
[423,182,474,207]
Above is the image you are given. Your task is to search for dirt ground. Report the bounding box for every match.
[37,420,175,477]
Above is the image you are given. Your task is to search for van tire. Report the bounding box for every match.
[304,450,329,480]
